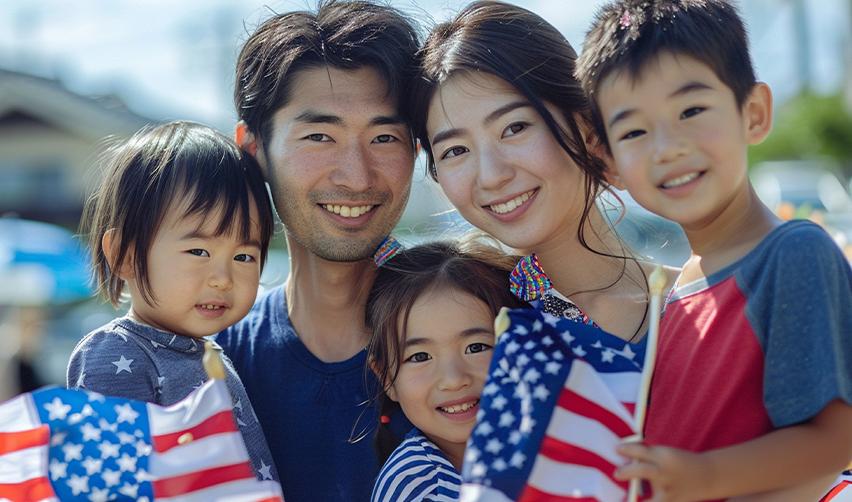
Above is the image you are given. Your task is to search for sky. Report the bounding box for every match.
[1,0,849,132]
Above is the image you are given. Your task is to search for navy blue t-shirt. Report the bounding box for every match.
[216,286,409,502]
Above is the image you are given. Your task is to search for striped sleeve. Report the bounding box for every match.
[371,433,461,502]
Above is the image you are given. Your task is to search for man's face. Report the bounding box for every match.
[257,66,414,261]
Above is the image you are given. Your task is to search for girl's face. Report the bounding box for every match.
[426,72,589,253]
[386,287,496,469]
[121,199,262,338]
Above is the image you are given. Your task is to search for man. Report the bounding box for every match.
[216,2,420,501]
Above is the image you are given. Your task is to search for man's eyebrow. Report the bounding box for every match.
[293,111,343,125]
[608,81,713,129]
[432,101,532,145]
[370,115,407,127]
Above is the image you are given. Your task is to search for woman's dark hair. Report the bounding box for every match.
[408,0,622,274]
[234,0,421,146]
[81,120,274,306]
[365,239,524,463]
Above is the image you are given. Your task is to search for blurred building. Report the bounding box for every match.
[0,68,153,227]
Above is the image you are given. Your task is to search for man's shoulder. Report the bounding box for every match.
[215,285,290,349]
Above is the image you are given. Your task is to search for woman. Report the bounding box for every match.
[406,1,679,499]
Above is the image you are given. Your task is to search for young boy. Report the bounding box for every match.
[576,1,852,500]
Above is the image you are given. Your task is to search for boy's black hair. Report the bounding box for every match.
[575,0,757,148]
[234,0,421,147]
[81,121,275,306]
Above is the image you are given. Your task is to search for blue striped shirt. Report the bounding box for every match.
[371,429,462,502]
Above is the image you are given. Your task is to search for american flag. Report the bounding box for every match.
[0,379,283,501]
[822,470,852,501]
[460,307,644,502]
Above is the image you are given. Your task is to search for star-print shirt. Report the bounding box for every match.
[66,316,278,483]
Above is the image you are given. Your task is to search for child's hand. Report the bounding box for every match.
[615,442,712,502]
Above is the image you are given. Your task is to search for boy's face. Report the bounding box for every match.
[125,200,262,338]
[597,52,771,230]
[251,66,415,262]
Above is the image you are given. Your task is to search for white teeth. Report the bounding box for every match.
[322,204,375,218]
[662,172,700,189]
[200,304,222,310]
[489,190,534,215]
[440,400,479,414]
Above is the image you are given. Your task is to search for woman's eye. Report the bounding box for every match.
[187,249,209,257]
[304,133,332,142]
[503,122,527,137]
[372,134,398,144]
[405,352,431,363]
[466,342,493,354]
[234,254,257,263]
[681,107,705,119]
[619,129,645,141]
[440,146,468,160]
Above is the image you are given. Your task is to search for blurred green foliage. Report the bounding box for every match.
[749,92,852,177]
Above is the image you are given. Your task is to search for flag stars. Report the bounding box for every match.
[508,430,522,445]
[505,340,521,354]
[135,439,151,456]
[516,354,530,367]
[622,344,636,360]
[545,361,561,375]
[101,469,121,487]
[44,397,72,421]
[533,384,550,401]
[62,443,84,462]
[475,421,495,436]
[498,411,515,428]
[98,441,120,459]
[492,458,508,471]
[485,439,504,455]
[117,431,135,445]
[490,395,508,411]
[470,462,487,478]
[111,355,134,374]
[49,459,67,480]
[532,320,542,332]
[119,483,139,498]
[114,403,139,424]
[81,457,103,476]
[89,487,109,502]
[80,422,101,442]
[601,349,615,363]
[117,453,137,472]
[509,452,526,469]
[512,325,528,336]
[523,368,541,383]
[519,415,535,434]
[67,474,90,495]
[572,345,587,358]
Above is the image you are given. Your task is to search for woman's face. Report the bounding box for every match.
[426,72,589,253]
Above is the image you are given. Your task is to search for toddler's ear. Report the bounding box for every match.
[588,137,625,190]
[368,359,399,402]
[102,229,134,279]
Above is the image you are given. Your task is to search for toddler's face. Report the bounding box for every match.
[597,51,768,230]
[386,288,496,468]
[126,200,262,338]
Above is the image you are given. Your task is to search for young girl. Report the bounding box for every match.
[366,240,524,502]
[405,1,679,499]
[68,121,279,482]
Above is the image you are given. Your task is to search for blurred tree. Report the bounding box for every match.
[750,92,852,177]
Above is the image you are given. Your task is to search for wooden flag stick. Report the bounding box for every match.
[203,340,226,380]
[627,265,667,502]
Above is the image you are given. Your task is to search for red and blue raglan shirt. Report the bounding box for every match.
[646,220,852,457]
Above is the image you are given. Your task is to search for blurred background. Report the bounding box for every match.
[1,0,851,398]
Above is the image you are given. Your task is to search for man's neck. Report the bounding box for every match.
[284,236,376,363]
[680,184,781,283]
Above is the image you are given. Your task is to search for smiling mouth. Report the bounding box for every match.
[660,171,704,189]
[437,399,479,414]
[487,190,536,215]
[197,304,226,311]
[320,204,376,218]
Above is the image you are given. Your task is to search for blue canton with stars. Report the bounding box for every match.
[33,387,154,501]
[461,307,645,500]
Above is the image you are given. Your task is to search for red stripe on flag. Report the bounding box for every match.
[518,484,600,502]
[0,476,56,501]
[152,410,238,453]
[538,436,627,488]
[0,426,49,455]
[623,402,636,416]
[821,480,851,502]
[559,390,634,438]
[152,462,255,498]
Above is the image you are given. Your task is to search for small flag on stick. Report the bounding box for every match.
[0,343,283,501]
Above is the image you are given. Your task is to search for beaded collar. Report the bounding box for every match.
[509,254,598,327]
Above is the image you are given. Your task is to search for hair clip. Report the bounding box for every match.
[380,415,391,425]
[373,235,402,267]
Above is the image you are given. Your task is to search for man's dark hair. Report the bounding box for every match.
[82,121,274,306]
[576,0,756,148]
[234,0,421,145]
